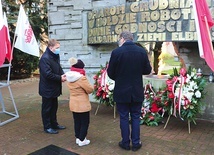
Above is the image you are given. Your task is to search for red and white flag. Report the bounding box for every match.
[0,0,6,66]
[14,5,39,57]
[3,12,12,62]
[0,0,11,66]
[193,0,214,71]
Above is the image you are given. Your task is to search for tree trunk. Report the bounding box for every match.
[153,42,163,74]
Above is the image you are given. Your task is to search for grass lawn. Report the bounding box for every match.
[163,58,181,66]
[161,57,181,75]
[162,68,175,75]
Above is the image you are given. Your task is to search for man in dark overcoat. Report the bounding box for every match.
[107,31,152,151]
[39,39,66,134]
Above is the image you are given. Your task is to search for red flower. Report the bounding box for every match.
[93,75,98,80]
[98,86,103,92]
[166,79,173,85]
[150,103,159,113]
[149,115,155,121]
[168,92,174,99]
[167,85,173,92]
[172,76,178,82]
[179,68,187,77]
[102,92,107,99]
[154,97,161,102]
[96,92,101,96]
[184,98,190,105]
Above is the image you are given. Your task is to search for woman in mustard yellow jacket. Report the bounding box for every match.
[66,57,93,147]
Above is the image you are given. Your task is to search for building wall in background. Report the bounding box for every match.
[48,0,126,101]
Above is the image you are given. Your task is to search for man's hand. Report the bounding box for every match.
[61,74,66,82]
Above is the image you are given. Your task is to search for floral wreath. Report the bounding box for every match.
[141,83,165,126]
[163,67,207,124]
[93,63,115,107]
[141,67,207,126]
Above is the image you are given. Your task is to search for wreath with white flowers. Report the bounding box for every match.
[163,67,207,124]
[93,63,115,107]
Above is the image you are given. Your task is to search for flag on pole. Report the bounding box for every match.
[14,5,39,57]
[0,0,7,66]
[3,12,12,62]
[193,0,214,71]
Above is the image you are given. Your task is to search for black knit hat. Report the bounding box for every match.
[73,59,85,69]
[69,57,85,69]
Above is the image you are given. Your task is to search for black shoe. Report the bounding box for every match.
[132,142,142,152]
[118,141,130,151]
[53,125,66,130]
[44,128,58,134]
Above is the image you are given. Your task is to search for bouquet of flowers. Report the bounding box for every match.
[93,63,115,107]
[141,83,165,126]
[163,67,207,124]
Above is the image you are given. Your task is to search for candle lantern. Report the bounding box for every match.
[208,73,214,83]
[197,68,202,76]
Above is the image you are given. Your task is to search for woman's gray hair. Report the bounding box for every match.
[119,31,133,41]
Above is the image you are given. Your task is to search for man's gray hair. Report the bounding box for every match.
[47,39,60,47]
[119,31,133,41]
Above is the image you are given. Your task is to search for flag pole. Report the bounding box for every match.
[9,34,17,65]
[6,34,17,83]
[9,1,20,64]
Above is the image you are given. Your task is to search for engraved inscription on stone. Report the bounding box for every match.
[87,0,214,44]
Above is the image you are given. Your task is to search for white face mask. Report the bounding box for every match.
[118,38,122,47]
[118,41,121,47]
[54,48,60,55]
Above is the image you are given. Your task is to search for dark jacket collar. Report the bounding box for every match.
[46,47,59,59]
[122,40,134,46]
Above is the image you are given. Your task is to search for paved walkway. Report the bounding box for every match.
[0,78,214,155]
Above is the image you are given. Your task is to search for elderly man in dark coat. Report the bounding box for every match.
[107,31,152,151]
[39,39,66,134]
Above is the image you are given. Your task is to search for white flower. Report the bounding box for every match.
[191,71,196,77]
[185,91,194,102]
[181,100,185,105]
[189,81,197,89]
[106,75,115,91]
[108,82,115,91]
[143,101,150,107]
[183,86,190,94]
[195,90,201,98]
[186,76,190,83]
[193,85,198,90]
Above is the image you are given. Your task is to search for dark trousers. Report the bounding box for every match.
[73,111,90,141]
[41,97,58,129]
[116,102,142,147]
